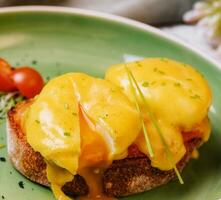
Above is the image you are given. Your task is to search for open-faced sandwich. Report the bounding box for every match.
[6,58,212,200]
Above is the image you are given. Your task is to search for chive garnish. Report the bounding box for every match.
[64,103,69,109]
[153,67,165,75]
[35,120,40,124]
[142,82,149,87]
[190,94,201,99]
[158,70,165,75]
[64,132,71,137]
[151,81,157,85]
[174,82,181,87]
[125,66,184,184]
[135,61,142,67]
[72,112,77,116]
[160,58,167,62]
[125,67,154,158]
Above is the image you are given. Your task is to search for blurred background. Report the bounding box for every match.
[0,0,220,62]
[0,0,199,24]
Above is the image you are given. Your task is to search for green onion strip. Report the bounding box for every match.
[125,67,154,158]
[125,66,184,184]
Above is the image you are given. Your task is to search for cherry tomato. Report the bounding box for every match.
[0,58,16,92]
[12,67,44,98]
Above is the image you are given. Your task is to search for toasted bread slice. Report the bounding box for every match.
[7,101,201,198]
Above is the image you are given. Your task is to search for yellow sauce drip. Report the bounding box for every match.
[78,168,116,200]
[78,106,111,169]
[78,106,116,199]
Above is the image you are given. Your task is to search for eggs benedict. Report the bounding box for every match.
[7,58,212,199]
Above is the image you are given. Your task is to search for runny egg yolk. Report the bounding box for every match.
[78,107,117,200]
[105,58,212,170]
[78,106,110,169]
[24,73,141,200]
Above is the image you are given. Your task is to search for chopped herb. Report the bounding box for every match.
[190,94,201,99]
[64,132,71,137]
[1,195,5,199]
[32,60,37,65]
[0,144,5,149]
[186,78,192,81]
[153,67,165,75]
[64,103,69,109]
[151,81,157,85]
[35,120,40,124]
[45,76,51,83]
[188,89,193,93]
[99,113,109,120]
[72,112,77,116]
[142,82,149,87]
[9,171,12,175]
[161,82,166,86]
[18,181,24,189]
[174,82,181,87]
[135,61,142,67]
[160,58,167,62]
[0,157,6,162]
[158,70,165,75]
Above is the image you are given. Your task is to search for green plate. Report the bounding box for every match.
[0,6,221,200]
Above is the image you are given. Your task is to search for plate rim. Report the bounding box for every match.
[0,5,220,71]
[0,6,220,200]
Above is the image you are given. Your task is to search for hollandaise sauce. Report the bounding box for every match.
[106,58,212,170]
[24,73,141,200]
[24,58,212,200]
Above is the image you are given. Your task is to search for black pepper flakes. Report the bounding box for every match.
[0,157,6,162]
[1,195,5,199]
[18,181,24,189]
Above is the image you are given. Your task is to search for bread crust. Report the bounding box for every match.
[7,101,201,198]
